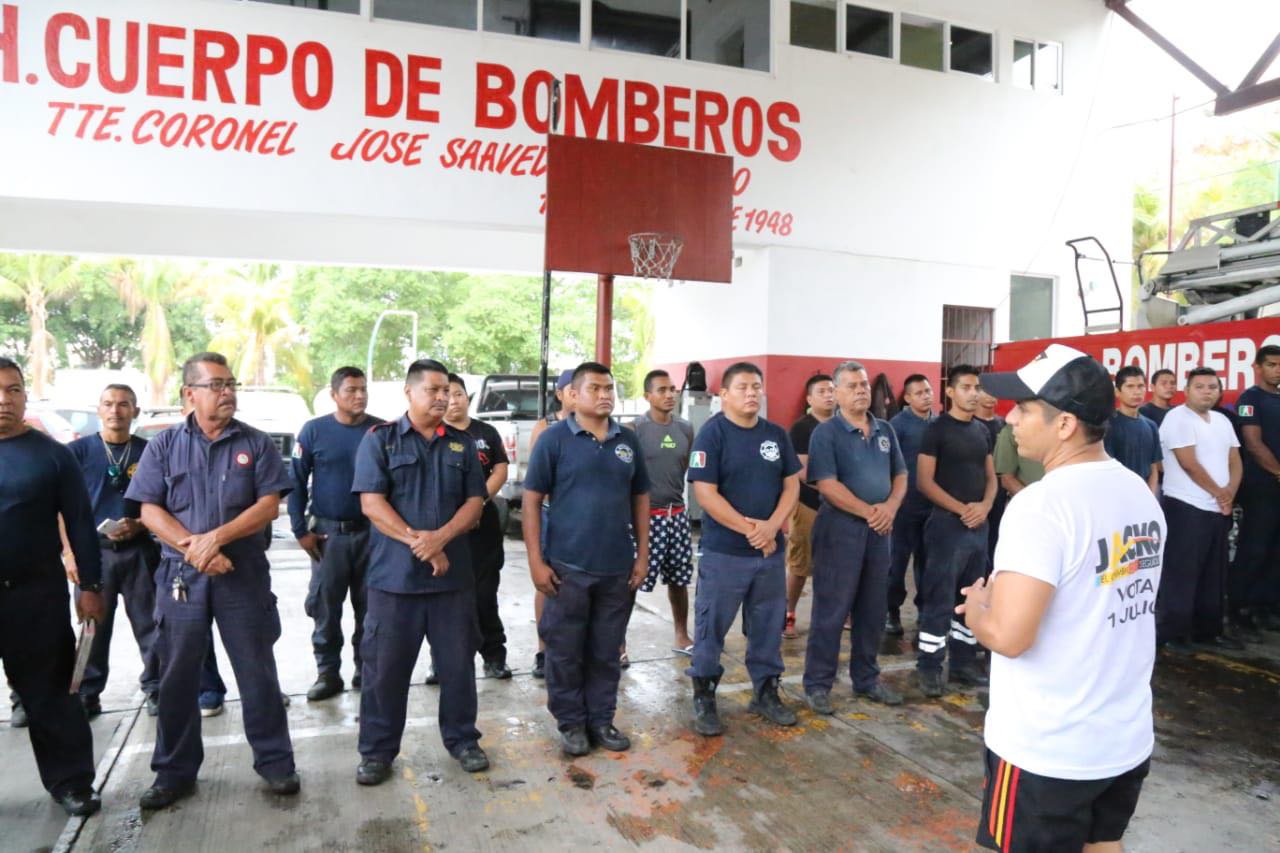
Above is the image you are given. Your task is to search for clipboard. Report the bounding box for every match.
[69,619,96,694]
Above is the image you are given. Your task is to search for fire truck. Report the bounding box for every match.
[993,202,1280,404]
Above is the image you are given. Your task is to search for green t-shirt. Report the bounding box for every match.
[994,423,1044,486]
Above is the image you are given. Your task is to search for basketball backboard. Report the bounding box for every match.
[544,135,734,283]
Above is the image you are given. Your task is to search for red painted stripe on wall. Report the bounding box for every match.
[655,354,941,429]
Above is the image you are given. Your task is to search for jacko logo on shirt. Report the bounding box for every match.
[1238,404,1255,417]
[759,440,781,462]
[615,444,635,464]
[877,435,891,453]
[689,451,707,469]
[235,451,252,468]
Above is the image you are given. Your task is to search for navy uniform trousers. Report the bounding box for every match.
[304,521,370,676]
[75,537,161,701]
[1230,481,1280,614]
[887,499,930,618]
[359,587,481,761]
[804,509,891,694]
[916,511,986,672]
[1157,496,1231,643]
[151,559,294,786]
[1,571,95,797]
[687,550,786,689]
[540,569,633,731]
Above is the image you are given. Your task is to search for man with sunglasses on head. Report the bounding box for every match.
[127,352,298,810]
[65,384,161,720]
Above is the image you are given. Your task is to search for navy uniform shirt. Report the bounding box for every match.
[524,413,649,576]
[687,413,801,557]
[288,413,385,537]
[126,414,292,572]
[1237,384,1280,487]
[1103,411,1162,481]
[351,416,487,593]
[67,434,149,526]
[807,413,906,509]
[888,408,936,508]
[0,429,102,585]
[1138,402,1171,427]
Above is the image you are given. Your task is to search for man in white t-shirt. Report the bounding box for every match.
[959,344,1165,853]
[1155,367,1244,652]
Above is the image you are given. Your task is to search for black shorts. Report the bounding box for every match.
[977,748,1149,852]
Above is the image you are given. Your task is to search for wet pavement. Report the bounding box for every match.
[3,518,1278,852]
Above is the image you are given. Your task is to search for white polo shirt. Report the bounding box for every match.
[986,459,1165,780]
[1159,405,1239,513]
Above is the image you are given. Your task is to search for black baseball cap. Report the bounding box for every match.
[980,344,1114,427]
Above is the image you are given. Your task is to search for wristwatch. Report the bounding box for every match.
[79,582,104,593]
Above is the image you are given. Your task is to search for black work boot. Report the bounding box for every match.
[747,676,797,727]
[691,676,724,736]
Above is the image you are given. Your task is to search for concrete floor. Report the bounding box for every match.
[4,518,1278,852]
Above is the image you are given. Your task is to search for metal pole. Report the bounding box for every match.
[538,78,561,419]
[1167,94,1177,250]
[595,274,614,366]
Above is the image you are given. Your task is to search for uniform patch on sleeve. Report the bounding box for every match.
[689,450,707,469]
[1238,404,1255,417]
[292,441,303,459]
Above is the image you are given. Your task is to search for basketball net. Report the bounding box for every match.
[629,233,684,285]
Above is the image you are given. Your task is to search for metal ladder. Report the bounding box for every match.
[1066,237,1125,334]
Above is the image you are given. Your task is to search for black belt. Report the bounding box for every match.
[314,517,369,534]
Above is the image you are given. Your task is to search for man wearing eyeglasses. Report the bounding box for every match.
[126,352,297,810]
[65,384,161,720]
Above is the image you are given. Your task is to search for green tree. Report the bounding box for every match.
[0,253,80,397]
[112,258,203,406]
[292,266,468,393]
[207,263,310,392]
[46,262,143,369]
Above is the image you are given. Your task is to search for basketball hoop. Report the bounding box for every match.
[629,232,684,284]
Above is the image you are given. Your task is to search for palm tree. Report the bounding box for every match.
[0,254,80,398]
[207,263,311,391]
[112,259,202,406]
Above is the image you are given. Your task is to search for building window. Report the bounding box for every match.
[375,0,477,28]
[484,0,581,43]
[1010,275,1054,341]
[1013,38,1063,93]
[592,0,680,58]
[950,25,993,79]
[845,3,892,59]
[899,14,943,71]
[687,0,770,72]
[942,304,994,369]
[790,1,836,53]
[248,0,360,10]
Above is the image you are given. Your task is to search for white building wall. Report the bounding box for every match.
[0,0,1132,369]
